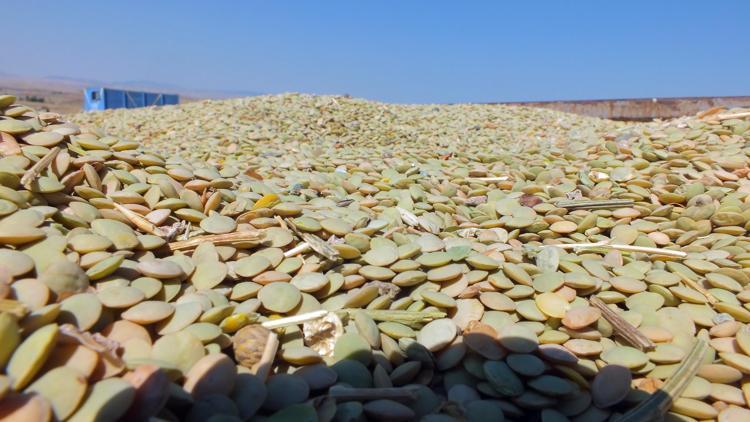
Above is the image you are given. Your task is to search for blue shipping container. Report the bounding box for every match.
[83,87,179,111]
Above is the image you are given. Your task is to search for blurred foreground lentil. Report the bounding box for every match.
[0,93,749,420]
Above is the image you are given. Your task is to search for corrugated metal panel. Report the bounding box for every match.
[145,93,161,106]
[163,94,179,105]
[125,91,146,108]
[103,88,125,109]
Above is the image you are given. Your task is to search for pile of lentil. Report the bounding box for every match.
[0,92,749,421]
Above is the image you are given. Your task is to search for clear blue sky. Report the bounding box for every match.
[4,0,749,103]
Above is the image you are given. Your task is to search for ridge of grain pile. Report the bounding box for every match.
[0,92,749,420]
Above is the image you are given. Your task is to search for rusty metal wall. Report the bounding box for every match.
[503,96,750,121]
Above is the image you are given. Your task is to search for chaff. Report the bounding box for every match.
[21,146,60,188]
[168,230,264,252]
[548,240,686,258]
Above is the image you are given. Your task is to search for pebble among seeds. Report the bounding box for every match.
[0,93,747,420]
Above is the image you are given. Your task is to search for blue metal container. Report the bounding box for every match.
[83,87,179,111]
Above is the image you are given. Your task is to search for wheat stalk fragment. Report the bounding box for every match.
[21,146,60,188]
[168,230,264,252]
[618,339,708,422]
[554,199,634,210]
[112,202,167,237]
[548,240,686,258]
[590,296,655,352]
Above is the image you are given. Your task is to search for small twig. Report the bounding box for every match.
[548,240,686,258]
[466,176,509,182]
[112,203,167,237]
[261,310,329,330]
[336,309,446,328]
[180,222,191,241]
[590,297,655,352]
[695,107,724,119]
[554,199,634,210]
[274,215,288,230]
[619,339,708,422]
[714,111,750,121]
[675,273,718,305]
[328,386,420,402]
[604,243,686,258]
[252,331,278,382]
[168,231,264,252]
[283,242,311,257]
[21,146,60,188]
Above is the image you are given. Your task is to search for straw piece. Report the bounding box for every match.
[675,272,718,305]
[715,111,750,121]
[168,230,264,251]
[554,199,634,209]
[619,339,708,422]
[283,242,311,257]
[548,240,686,258]
[466,176,509,182]
[252,331,278,382]
[21,146,60,188]
[261,310,329,330]
[590,296,655,352]
[112,202,167,237]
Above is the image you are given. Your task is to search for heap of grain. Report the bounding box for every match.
[0,92,750,421]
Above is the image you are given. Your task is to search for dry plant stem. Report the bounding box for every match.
[112,203,167,237]
[554,199,634,209]
[549,241,687,258]
[283,242,311,257]
[715,111,750,121]
[21,146,60,188]
[328,386,420,402]
[337,309,447,327]
[168,231,263,252]
[466,176,509,182]
[274,215,288,230]
[676,273,718,305]
[619,339,708,422]
[696,107,724,119]
[260,310,329,330]
[607,243,686,258]
[590,296,655,352]
[252,331,278,382]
